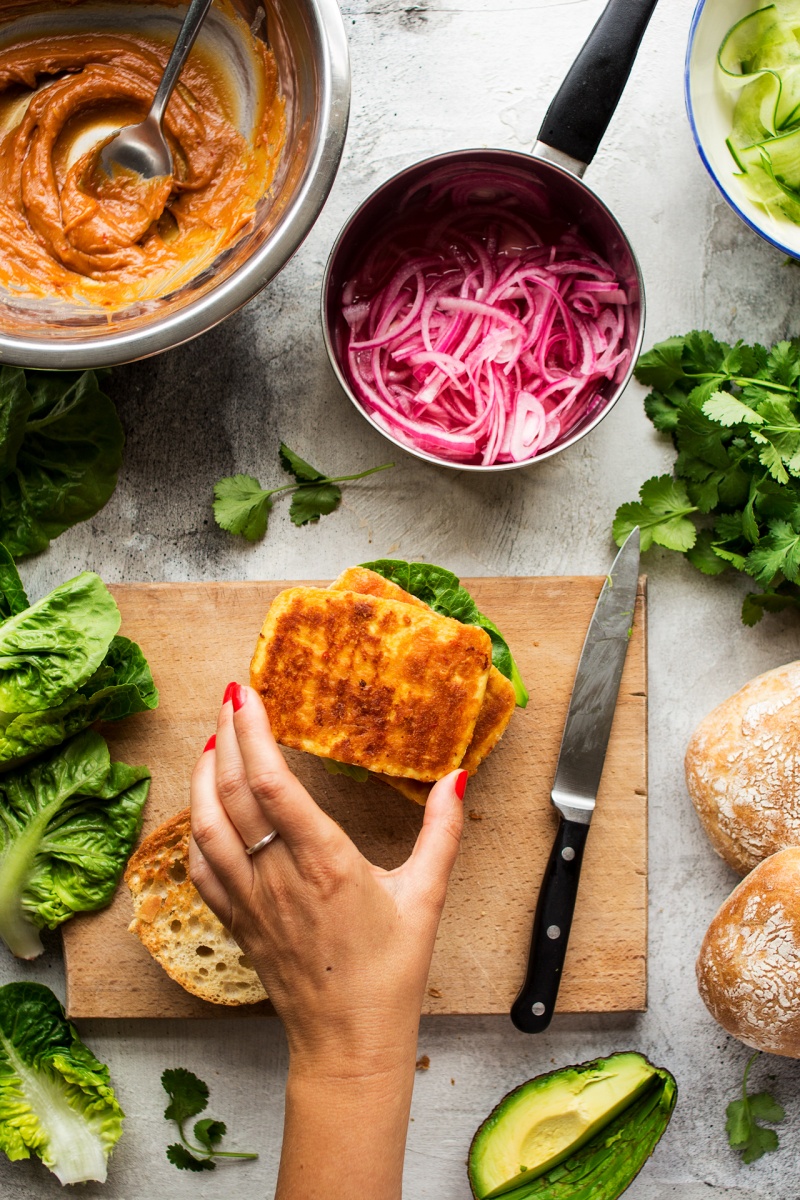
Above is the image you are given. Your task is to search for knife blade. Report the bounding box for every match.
[510,527,641,1034]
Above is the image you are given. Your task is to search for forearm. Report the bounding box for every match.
[189,695,464,1199]
[277,1054,417,1200]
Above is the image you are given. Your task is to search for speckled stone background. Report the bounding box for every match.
[2,0,800,1196]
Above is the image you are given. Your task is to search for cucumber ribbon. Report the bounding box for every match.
[719,4,800,222]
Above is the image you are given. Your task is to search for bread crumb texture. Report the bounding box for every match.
[125,809,266,1006]
[685,661,800,874]
[696,847,800,1058]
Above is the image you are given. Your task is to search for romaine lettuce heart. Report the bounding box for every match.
[0,982,123,1184]
[0,636,158,771]
[0,572,120,714]
[0,545,27,623]
[0,731,150,959]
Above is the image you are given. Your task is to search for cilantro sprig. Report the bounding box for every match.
[613,331,800,623]
[726,1053,785,1164]
[162,1068,257,1172]
[213,443,393,541]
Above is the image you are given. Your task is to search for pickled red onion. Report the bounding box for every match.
[341,186,631,466]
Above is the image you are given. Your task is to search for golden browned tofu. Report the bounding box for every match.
[331,566,429,610]
[461,666,517,773]
[250,587,492,780]
[372,774,432,806]
[374,664,517,803]
[331,567,517,804]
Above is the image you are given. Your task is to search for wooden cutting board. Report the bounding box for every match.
[63,577,647,1019]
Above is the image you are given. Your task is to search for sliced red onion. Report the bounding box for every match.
[340,186,631,466]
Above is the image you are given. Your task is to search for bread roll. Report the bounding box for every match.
[685,661,800,875]
[696,847,800,1057]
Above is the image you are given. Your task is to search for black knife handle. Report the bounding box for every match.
[510,817,590,1034]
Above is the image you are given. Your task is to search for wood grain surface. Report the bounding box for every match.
[62,577,647,1019]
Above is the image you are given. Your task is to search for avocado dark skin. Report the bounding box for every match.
[468,1052,677,1200]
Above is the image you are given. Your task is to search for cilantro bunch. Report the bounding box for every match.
[214,443,393,541]
[614,331,800,624]
[726,1053,784,1163]
[161,1068,257,1172]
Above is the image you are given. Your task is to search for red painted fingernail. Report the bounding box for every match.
[203,735,216,753]
[223,681,237,705]
[232,683,247,712]
[455,770,468,800]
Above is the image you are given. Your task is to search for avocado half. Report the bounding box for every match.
[468,1052,677,1200]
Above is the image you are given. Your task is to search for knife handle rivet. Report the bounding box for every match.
[531,1002,546,1016]
[546,925,561,940]
[561,846,575,862]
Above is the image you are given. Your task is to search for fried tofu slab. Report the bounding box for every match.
[251,587,492,780]
[331,566,430,610]
[332,568,517,803]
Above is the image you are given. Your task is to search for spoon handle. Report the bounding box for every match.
[150,0,216,126]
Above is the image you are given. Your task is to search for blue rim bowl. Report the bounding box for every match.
[686,0,800,260]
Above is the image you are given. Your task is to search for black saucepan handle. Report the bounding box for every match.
[536,0,660,168]
[510,816,590,1033]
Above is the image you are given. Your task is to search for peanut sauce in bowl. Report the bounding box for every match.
[0,0,351,367]
[0,13,285,310]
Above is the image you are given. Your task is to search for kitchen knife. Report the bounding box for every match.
[510,527,641,1034]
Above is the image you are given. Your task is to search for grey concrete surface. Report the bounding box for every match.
[2,0,800,1196]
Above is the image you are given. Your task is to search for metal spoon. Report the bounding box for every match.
[99,0,214,180]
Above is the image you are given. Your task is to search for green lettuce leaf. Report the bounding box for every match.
[0,572,120,714]
[0,370,124,559]
[0,636,158,770]
[0,368,32,479]
[361,559,528,707]
[0,981,123,1184]
[323,758,370,783]
[78,634,159,715]
[0,731,150,959]
[0,545,28,622]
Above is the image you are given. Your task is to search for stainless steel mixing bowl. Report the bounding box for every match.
[0,0,350,368]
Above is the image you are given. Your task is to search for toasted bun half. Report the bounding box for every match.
[685,661,800,875]
[696,847,800,1057]
[125,809,266,1006]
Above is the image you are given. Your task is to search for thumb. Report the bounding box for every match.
[404,769,467,907]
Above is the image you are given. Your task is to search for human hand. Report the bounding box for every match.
[189,681,467,1079]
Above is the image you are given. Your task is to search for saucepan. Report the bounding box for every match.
[322,0,659,472]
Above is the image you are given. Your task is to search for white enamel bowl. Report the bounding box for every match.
[686,0,800,259]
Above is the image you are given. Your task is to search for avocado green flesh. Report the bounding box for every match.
[474,1077,676,1200]
[470,1053,674,1200]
